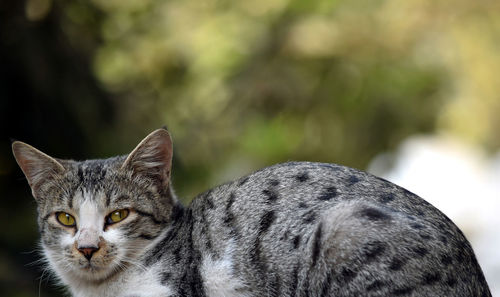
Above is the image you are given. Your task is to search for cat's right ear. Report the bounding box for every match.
[12,141,65,199]
[121,129,173,189]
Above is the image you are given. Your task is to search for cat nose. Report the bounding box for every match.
[78,246,99,260]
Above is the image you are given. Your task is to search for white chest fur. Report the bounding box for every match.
[70,265,173,297]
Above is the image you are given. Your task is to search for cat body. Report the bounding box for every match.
[12,129,491,297]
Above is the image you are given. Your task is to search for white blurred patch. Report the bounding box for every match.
[368,134,500,296]
[201,244,250,297]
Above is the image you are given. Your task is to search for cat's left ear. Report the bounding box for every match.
[121,128,173,189]
[12,141,65,199]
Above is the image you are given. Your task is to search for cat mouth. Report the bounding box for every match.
[75,262,117,282]
[80,263,99,271]
[78,260,105,272]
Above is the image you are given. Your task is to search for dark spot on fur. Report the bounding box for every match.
[206,197,214,209]
[420,233,432,240]
[412,246,429,258]
[259,211,276,234]
[298,202,308,208]
[348,175,360,185]
[388,257,406,271]
[410,223,425,229]
[223,212,234,225]
[296,172,309,182]
[269,179,280,186]
[226,192,236,210]
[311,223,322,267]
[363,241,387,262]
[440,254,453,266]
[366,280,385,291]
[437,222,447,230]
[446,276,457,287]
[358,207,392,222]
[292,235,301,249]
[319,271,333,297]
[392,287,414,295]
[263,189,279,203]
[318,186,337,201]
[202,190,214,209]
[379,193,395,203]
[339,267,357,283]
[422,272,441,285]
[439,235,448,245]
[223,194,240,238]
[302,210,317,224]
[406,215,416,221]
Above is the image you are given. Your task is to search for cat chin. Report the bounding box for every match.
[68,263,121,283]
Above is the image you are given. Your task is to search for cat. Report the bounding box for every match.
[12,128,491,297]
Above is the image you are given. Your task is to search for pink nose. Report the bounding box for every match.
[78,246,99,260]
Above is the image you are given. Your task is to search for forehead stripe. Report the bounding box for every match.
[77,166,84,182]
[68,194,74,209]
[105,194,111,207]
[111,195,130,206]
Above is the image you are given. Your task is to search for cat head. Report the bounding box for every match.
[12,129,178,283]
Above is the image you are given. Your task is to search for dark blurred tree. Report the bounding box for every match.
[0,0,114,295]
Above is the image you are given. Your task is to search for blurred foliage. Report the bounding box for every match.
[1,0,499,295]
[70,0,499,196]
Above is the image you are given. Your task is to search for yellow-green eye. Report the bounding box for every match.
[106,209,129,224]
[56,212,76,227]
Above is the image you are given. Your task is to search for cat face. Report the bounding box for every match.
[12,129,175,282]
[38,163,163,282]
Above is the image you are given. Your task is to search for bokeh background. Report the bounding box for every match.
[1,0,499,296]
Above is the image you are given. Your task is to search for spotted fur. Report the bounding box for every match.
[12,129,491,297]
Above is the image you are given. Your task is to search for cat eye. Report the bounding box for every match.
[56,212,76,227]
[106,209,129,225]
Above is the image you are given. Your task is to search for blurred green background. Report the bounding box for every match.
[1,0,499,296]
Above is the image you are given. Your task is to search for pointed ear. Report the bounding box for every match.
[121,129,173,188]
[12,141,65,198]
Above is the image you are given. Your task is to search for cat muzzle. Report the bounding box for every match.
[76,227,101,260]
[78,246,99,260]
